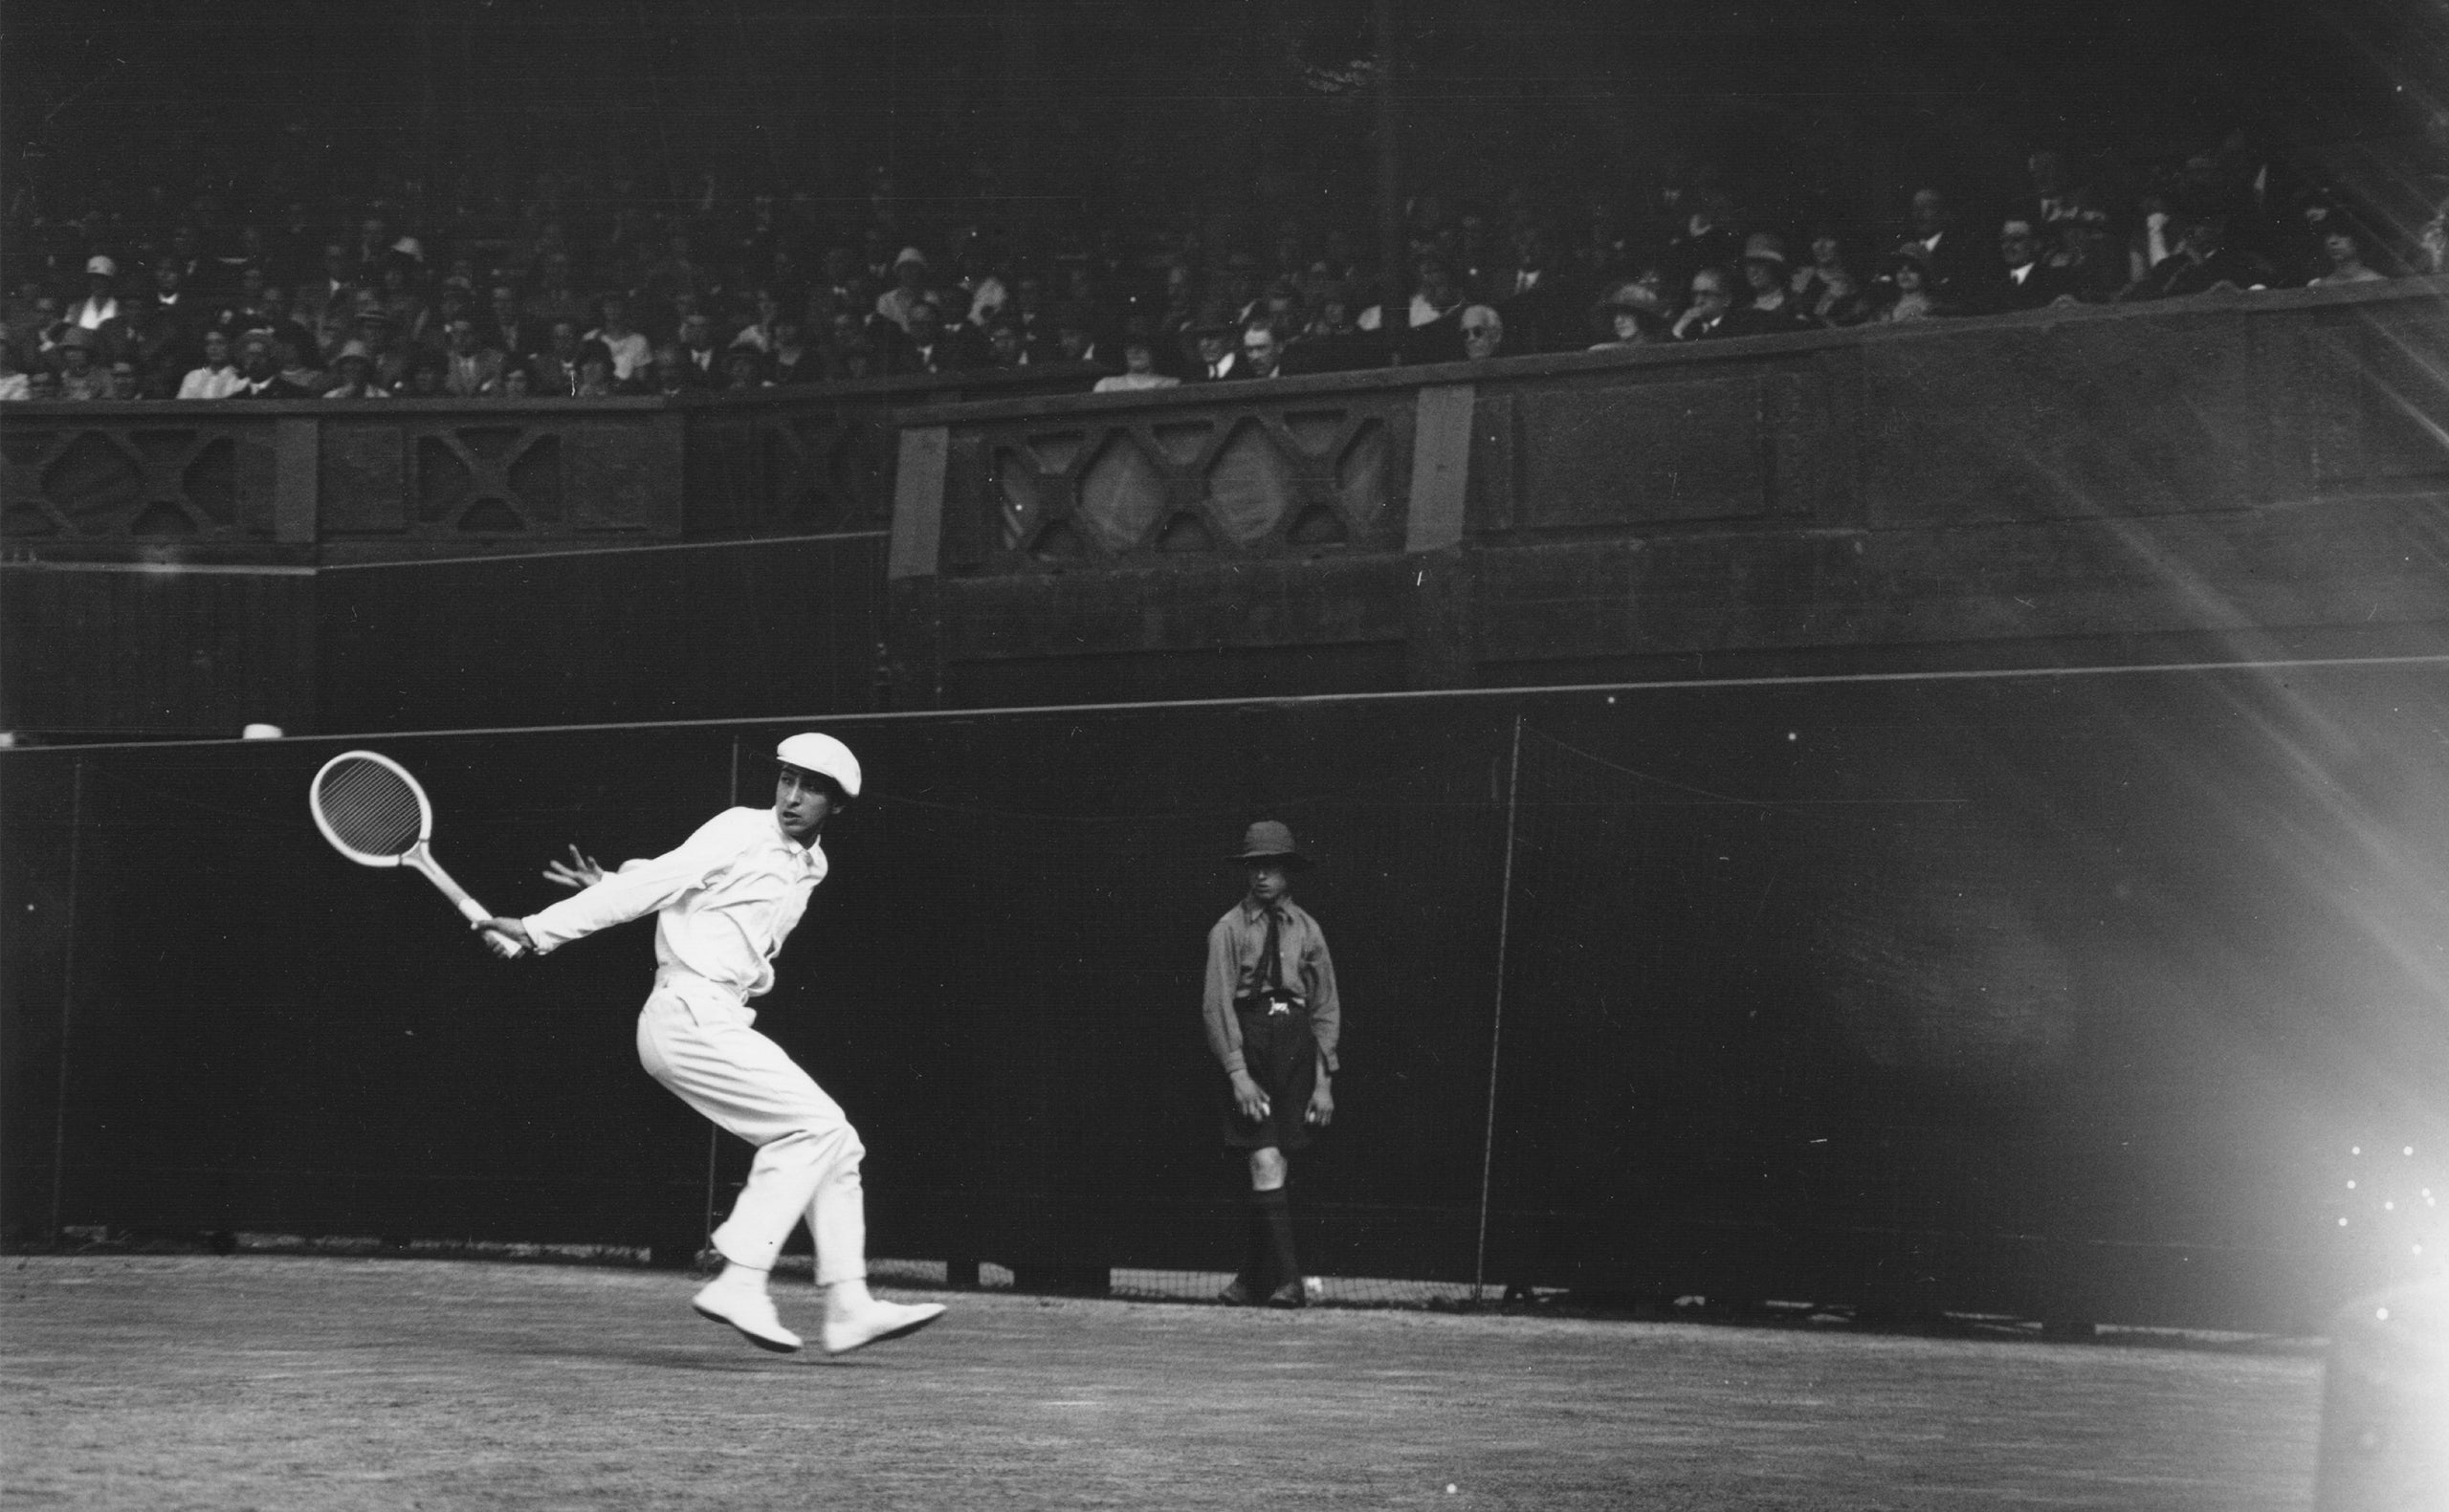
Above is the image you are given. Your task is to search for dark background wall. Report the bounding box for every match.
[8,0,2441,248]
[0,563,314,742]
[8,659,2445,1330]
[315,534,889,733]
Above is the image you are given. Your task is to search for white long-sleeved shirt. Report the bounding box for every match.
[178,364,245,400]
[520,806,826,999]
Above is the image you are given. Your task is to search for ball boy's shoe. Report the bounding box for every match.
[1218,1278,1259,1306]
[823,1295,948,1356]
[1266,1280,1309,1309]
[691,1275,805,1352]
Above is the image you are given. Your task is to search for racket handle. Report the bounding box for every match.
[456,898,528,958]
[413,850,525,957]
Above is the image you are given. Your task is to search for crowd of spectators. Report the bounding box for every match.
[4,129,2442,405]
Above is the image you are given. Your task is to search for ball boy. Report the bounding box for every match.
[1203,821,1342,1306]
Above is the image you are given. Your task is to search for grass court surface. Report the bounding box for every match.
[3,1256,2319,1510]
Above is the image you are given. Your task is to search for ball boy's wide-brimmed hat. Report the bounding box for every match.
[1233,820,1310,868]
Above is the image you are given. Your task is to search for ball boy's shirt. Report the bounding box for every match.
[520,805,825,1000]
[1202,897,1341,1079]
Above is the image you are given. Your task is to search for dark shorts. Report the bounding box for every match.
[1222,1003,1320,1152]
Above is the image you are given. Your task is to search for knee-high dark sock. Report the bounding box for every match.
[1241,1190,1276,1291]
[1255,1186,1299,1291]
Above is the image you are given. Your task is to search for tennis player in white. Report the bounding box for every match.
[476,733,944,1356]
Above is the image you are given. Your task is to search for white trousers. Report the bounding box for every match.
[635,975,868,1284]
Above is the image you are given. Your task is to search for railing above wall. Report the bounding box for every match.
[882,276,2449,705]
[0,362,1103,563]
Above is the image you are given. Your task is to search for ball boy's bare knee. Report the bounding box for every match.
[1247,1147,1287,1191]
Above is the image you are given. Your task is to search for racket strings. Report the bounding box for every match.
[317,760,423,856]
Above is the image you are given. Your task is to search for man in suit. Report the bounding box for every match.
[1484,222,1567,354]
[439,318,507,397]
[1898,187,1997,313]
[891,298,969,376]
[2120,214,2282,301]
[1190,311,1243,382]
[486,285,541,364]
[131,260,208,391]
[1989,217,2084,311]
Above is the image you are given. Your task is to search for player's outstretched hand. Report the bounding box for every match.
[474,917,534,958]
[541,845,605,890]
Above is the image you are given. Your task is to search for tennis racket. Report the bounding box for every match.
[309,750,522,957]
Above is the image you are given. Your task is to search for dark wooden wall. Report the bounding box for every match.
[0,564,315,742]
[316,535,890,734]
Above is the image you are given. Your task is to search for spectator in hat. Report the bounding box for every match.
[1789,227,1871,327]
[1203,820,1342,1309]
[63,256,129,354]
[1872,249,1939,322]
[177,328,245,400]
[764,315,821,386]
[368,258,429,347]
[54,326,114,401]
[874,246,935,334]
[1188,306,1243,381]
[1737,232,1810,331]
[322,340,390,399]
[1588,283,1664,348]
[345,297,412,390]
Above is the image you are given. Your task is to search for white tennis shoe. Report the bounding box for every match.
[822,1282,947,1355]
[692,1273,804,1353]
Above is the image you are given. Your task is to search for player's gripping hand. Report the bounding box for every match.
[1306,1077,1335,1129]
[1229,1070,1271,1124]
[474,917,534,959]
[541,845,606,889]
